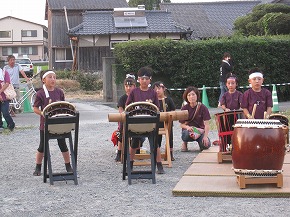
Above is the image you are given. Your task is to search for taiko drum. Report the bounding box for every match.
[232,119,286,170]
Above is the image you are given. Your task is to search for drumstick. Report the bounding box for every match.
[251,103,257,119]
[264,111,267,119]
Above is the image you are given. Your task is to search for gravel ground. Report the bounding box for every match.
[1,100,290,217]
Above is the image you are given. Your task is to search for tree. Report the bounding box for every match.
[128,0,171,10]
[233,4,290,36]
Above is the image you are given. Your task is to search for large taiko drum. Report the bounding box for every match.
[232,119,286,173]
[42,101,77,134]
[215,110,244,152]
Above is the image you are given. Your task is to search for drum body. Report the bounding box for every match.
[125,102,159,134]
[215,110,244,152]
[232,119,285,171]
[42,101,76,134]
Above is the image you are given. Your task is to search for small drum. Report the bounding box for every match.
[42,101,77,134]
[215,110,244,152]
[232,119,286,174]
[125,102,159,134]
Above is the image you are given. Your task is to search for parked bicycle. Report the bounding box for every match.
[9,72,40,110]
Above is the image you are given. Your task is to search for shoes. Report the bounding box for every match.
[156,162,165,174]
[181,143,188,152]
[114,153,121,162]
[33,169,41,176]
[170,151,175,161]
[33,164,41,176]
[65,163,73,173]
[8,124,15,131]
[0,127,3,133]
[213,140,220,146]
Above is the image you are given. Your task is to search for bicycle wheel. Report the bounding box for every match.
[30,92,36,108]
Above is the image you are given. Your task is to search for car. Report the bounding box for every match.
[16,58,34,78]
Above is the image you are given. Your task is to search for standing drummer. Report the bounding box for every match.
[220,74,243,111]
[32,70,73,176]
[241,68,272,119]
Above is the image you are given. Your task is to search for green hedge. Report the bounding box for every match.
[113,36,290,106]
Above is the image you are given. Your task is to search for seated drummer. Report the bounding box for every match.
[241,68,273,119]
[220,74,243,112]
[125,66,165,174]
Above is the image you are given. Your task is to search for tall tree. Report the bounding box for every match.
[234,4,290,36]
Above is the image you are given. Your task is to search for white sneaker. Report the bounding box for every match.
[0,127,4,133]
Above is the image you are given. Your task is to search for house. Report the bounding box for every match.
[0,16,48,62]
[67,6,191,72]
[160,1,265,39]
[45,0,128,71]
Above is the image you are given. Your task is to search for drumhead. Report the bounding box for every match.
[214,110,243,117]
[125,101,159,113]
[234,119,284,128]
[269,114,289,126]
[42,101,76,117]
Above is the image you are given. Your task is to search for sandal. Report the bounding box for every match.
[181,143,188,152]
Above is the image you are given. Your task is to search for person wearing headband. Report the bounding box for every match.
[125,67,165,174]
[32,70,73,176]
[220,74,243,112]
[114,74,138,162]
[152,81,176,162]
[241,68,272,119]
[218,52,233,107]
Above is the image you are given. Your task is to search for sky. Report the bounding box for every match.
[0,0,242,27]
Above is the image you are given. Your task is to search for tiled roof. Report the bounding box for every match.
[160,1,262,38]
[68,11,190,35]
[47,0,128,10]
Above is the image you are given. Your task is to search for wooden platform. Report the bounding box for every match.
[173,146,290,197]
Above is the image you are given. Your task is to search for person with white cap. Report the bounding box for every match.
[241,67,272,119]
[32,70,73,176]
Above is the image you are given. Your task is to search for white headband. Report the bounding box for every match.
[42,71,55,98]
[249,72,263,79]
[42,71,55,79]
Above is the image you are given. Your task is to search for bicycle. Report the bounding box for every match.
[9,72,40,111]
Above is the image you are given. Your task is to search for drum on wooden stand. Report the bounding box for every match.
[215,110,244,152]
[232,119,286,175]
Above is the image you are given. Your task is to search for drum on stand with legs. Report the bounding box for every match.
[42,101,79,185]
[214,110,243,163]
[232,119,287,188]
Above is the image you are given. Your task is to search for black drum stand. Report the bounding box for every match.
[122,110,160,185]
[43,113,79,185]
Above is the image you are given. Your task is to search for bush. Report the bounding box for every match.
[113,36,290,105]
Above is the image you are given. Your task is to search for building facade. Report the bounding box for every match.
[0,16,48,62]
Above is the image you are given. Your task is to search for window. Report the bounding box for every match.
[2,46,38,56]
[0,31,11,38]
[110,41,128,50]
[22,30,37,37]
[55,48,73,61]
